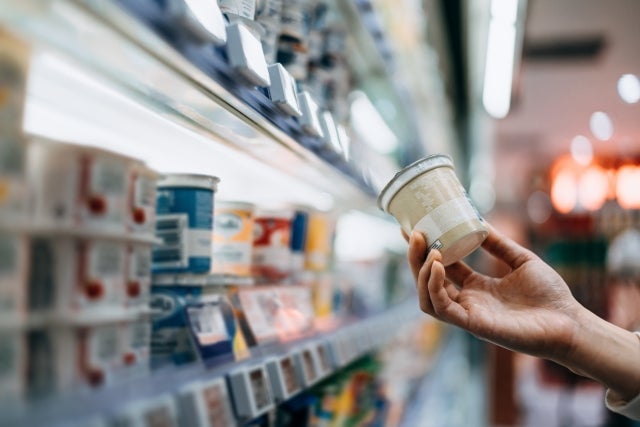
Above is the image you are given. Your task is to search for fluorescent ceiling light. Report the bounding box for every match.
[482,0,520,119]
[349,91,398,154]
[617,74,640,104]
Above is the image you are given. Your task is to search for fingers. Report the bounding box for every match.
[417,251,468,327]
[408,231,428,282]
[401,229,410,243]
[481,224,534,269]
[417,249,441,313]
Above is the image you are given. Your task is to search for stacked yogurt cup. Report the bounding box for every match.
[0,135,159,403]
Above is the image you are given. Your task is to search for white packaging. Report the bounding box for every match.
[120,319,150,380]
[71,240,127,314]
[177,377,235,427]
[125,244,152,309]
[27,138,134,232]
[113,394,178,427]
[226,23,271,87]
[228,364,273,419]
[129,162,158,236]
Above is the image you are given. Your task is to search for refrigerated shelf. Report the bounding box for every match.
[0,0,377,212]
[0,299,423,427]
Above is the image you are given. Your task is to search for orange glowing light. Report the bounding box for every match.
[616,165,640,208]
[578,165,608,210]
[551,169,577,213]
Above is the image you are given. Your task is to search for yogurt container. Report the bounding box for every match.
[252,208,293,281]
[304,212,333,272]
[153,174,219,274]
[211,201,255,277]
[120,318,151,380]
[289,207,309,274]
[129,162,159,236]
[377,154,488,266]
[27,138,133,232]
[125,244,153,309]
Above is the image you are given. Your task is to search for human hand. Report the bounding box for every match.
[407,225,583,361]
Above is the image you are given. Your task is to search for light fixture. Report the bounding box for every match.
[616,165,640,209]
[24,51,337,211]
[577,165,608,211]
[617,74,640,104]
[589,111,613,141]
[482,0,524,119]
[570,135,593,166]
[550,169,577,214]
[527,191,552,224]
[349,91,398,154]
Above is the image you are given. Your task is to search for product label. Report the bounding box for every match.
[86,157,127,226]
[90,242,125,278]
[413,196,481,246]
[214,212,244,238]
[88,326,120,365]
[280,357,298,395]
[302,350,317,382]
[201,380,234,427]
[154,214,211,270]
[249,368,271,410]
[134,175,156,208]
[130,247,152,280]
[186,303,228,345]
[91,159,127,195]
[219,0,256,20]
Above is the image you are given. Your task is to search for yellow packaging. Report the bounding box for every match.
[304,212,334,272]
[211,201,255,276]
[0,29,29,217]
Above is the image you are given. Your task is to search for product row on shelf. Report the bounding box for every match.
[1,300,429,427]
[115,0,374,189]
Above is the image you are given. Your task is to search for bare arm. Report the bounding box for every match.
[408,225,640,403]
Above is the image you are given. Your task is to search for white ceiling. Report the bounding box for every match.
[491,0,640,202]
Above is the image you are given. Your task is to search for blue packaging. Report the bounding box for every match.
[150,285,202,367]
[290,208,309,273]
[153,174,219,274]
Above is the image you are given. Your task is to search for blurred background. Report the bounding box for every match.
[1,0,639,426]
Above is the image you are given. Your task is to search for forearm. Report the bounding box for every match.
[556,306,640,401]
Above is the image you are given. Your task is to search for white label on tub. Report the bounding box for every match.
[413,196,480,244]
[90,242,125,278]
[154,215,210,268]
[91,159,127,195]
[130,247,152,280]
[219,0,256,19]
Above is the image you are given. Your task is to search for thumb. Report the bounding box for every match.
[481,224,535,269]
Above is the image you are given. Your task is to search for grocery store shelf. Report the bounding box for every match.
[0,220,159,245]
[0,299,423,427]
[0,0,377,211]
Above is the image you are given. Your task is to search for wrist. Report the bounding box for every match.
[556,307,640,401]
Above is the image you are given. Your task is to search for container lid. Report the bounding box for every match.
[158,173,220,191]
[216,200,255,211]
[377,154,454,213]
[255,207,294,220]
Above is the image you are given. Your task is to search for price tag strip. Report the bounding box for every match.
[265,354,301,402]
[177,377,235,427]
[112,394,178,427]
[228,363,274,419]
